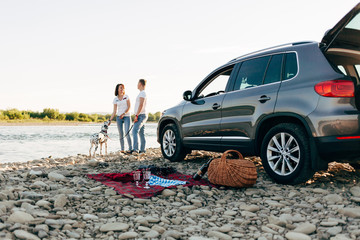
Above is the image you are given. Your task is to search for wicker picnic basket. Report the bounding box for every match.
[207,150,257,187]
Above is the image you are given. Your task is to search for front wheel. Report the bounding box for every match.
[260,123,315,184]
[160,124,186,162]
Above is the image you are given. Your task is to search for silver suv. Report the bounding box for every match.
[157,3,360,184]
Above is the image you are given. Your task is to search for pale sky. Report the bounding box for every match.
[1,0,359,114]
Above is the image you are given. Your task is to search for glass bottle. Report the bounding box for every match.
[193,159,213,180]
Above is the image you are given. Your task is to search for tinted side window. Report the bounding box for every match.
[264,54,283,85]
[234,56,270,90]
[283,53,298,80]
[198,67,233,98]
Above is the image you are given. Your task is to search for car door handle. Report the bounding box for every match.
[212,103,221,110]
[258,95,271,103]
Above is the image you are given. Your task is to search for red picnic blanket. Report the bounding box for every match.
[87,172,213,199]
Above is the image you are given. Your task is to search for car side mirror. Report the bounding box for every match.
[183,90,193,101]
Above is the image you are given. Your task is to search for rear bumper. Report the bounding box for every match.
[315,136,360,162]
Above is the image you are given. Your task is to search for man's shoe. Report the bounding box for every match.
[132,150,140,155]
[139,150,146,154]
[125,150,133,154]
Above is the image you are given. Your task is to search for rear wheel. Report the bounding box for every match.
[260,123,315,184]
[160,124,186,162]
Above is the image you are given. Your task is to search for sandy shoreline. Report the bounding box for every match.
[1,149,360,239]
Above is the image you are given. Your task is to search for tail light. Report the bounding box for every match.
[314,80,354,97]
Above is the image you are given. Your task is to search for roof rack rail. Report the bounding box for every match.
[229,41,314,62]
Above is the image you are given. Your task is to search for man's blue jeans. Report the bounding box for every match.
[132,114,147,152]
[116,116,132,151]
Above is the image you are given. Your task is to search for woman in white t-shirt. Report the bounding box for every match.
[110,83,132,153]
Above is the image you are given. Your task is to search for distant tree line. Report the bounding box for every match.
[0,108,162,122]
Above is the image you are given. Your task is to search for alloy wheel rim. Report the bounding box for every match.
[266,132,300,176]
[163,129,176,157]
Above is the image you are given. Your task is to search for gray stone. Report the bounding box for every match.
[189,237,212,240]
[330,234,352,240]
[8,211,34,223]
[180,205,197,211]
[208,231,232,240]
[312,188,329,194]
[89,186,102,192]
[29,170,43,177]
[118,231,138,239]
[293,222,316,234]
[54,194,67,208]
[105,189,117,196]
[31,181,48,189]
[138,226,151,232]
[163,230,183,239]
[37,230,48,238]
[350,186,360,197]
[145,216,160,223]
[161,189,176,196]
[21,191,43,200]
[338,207,360,218]
[13,230,40,240]
[224,210,237,216]
[36,200,51,210]
[324,194,343,204]
[327,226,342,236]
[189,208,212,216]
[240,204,260,212]
[144,230,159,238]
[122,210,134,217]
[285,232,311,240]
[88,159,99,167]
[100,222,129,232]
[48,172,66,181]
[241,210,257,217]
[152,225,166,234]
[320,221,338,227]
[34,224,49,233]
[83,214,98,221]
[0,223,6,230]
[66,230,81,239]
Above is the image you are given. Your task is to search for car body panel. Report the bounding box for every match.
[220,82,281,146]
[181,94,225,139]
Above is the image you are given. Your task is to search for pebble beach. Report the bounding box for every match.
[1,148,360,240]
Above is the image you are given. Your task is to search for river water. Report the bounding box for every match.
[0,123,159,163]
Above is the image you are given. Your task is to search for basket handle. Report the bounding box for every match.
[221,150,244,162]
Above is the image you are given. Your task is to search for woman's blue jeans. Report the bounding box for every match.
[132,114,147,152]
[116,116,132,151]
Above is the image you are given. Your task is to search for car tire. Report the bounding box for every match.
[160,123,186,162]
[260,123,315,184]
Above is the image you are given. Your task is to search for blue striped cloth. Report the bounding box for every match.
[148,175,188,187]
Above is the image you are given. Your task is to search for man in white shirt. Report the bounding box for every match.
[132,79,148,154]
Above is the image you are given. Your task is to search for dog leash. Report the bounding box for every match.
[119,124,134,140]
[110,118,142,140]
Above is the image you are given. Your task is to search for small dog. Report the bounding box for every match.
[89,120,110,157]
